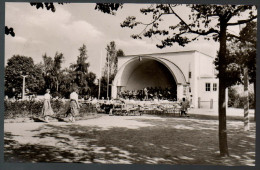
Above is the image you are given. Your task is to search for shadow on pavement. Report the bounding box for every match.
[4,117,255,165]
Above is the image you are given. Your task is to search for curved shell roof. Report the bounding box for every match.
[113,56,187,86]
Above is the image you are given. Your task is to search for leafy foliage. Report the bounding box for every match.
[86,72,98,97]
[225,21,256,109]
[5,43,99,99]
[30,2,56,12]
[5,55,45,98]
[4,100,43,118]
[42,52,64,93]
[95,3,123,15]
[121,4,256,51]
[70,44,90,96]
[227,21,256,85]
[228,87,255,109]
[29,2,65,12]
[58,68,75,98]
[5,26,15,37]
[4,99,97,119]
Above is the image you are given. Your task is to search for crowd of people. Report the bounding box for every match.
[118,87,177,101]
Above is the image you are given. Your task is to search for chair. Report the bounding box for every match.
[113,103,125,116]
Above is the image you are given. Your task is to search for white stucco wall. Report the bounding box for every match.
[193,51,217,108]
[197,78,219,108]
[114,50,218,109]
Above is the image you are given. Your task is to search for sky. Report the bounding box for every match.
[5,3,244,78]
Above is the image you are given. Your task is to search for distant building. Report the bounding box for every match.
[112,50,218,109]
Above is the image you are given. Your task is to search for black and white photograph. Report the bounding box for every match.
[3,1,257,167]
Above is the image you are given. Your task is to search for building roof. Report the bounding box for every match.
[119,50,214,59]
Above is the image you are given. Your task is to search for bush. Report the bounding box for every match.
[228,88,255,109]
[4,99,97,119]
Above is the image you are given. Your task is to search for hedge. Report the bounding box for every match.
[4,99,97,119]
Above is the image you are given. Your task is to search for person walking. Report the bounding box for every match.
[68,88,80,122]
[42,89,54,122]
[180,97,190,117]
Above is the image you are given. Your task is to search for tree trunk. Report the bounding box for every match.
[218,19,229,157]
[218,80,229,156]
[254,81,256,121]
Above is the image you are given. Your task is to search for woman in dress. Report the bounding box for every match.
[68,88,80,122]
[42,89,54,122]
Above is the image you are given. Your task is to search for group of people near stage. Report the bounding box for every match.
[41,88,80,123]
[118,87,177,101]
[41,86,190,122]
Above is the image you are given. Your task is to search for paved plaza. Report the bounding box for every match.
[4,111,255,165]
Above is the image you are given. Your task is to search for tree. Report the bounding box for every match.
[53,52,64,92]
[104,41,118,79]
[101,41,125,98]
[42,52,64,94]
[226,21,256,120]
[117,49,125,58]
[86,72,98,98]
[98,4,257,156]
[58,68,75,98]
[5,55,45,97]
[70,44,90,96]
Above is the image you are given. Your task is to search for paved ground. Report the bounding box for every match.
[4,112,255,165]
[190,107,254,116]
[188,108,255,121]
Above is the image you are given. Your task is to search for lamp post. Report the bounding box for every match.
[21,73,28,100]
[99,51,103,100]
[98,78,101,100]
[107,53,110,100]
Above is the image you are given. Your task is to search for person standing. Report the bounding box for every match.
[42,89,54,122]
[144,87,148,100]
[68,88,80,122]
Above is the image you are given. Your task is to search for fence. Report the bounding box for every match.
[198,97,217,109]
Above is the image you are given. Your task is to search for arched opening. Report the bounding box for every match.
[113,56,187,100]
[126,59,176,88]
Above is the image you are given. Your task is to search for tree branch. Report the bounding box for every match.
[232,5,246,16]
[227,15,257,26]
[227,33,256,44]
[168,5,219,36]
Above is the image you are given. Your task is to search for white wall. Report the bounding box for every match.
[197,78,219,108]
[150,51,196,81]
[198,53,215,77]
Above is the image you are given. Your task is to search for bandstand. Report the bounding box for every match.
[112,50,219,109]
